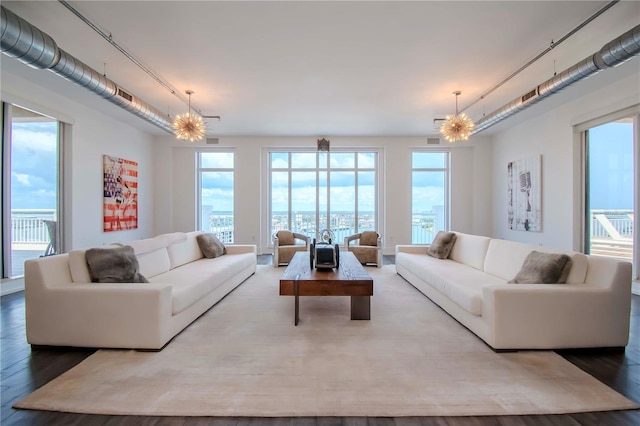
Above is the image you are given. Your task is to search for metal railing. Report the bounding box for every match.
[590,209,633,259]
[11,208,634,255]
[11,209,56,246]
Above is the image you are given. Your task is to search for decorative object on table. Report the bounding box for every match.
[310,236,339,270]
[103,155,138,232]
[508,155,542,232]
[439,90,474,142]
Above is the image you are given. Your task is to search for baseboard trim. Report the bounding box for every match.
[1,277,25,296]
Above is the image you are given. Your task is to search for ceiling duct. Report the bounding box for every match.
[0,6,173,133]
[473,24,640,134]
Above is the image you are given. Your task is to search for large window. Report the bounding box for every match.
[198,151,234,243]
[412,151,449,244]
[2,103,62,280]
[269,150,378,245]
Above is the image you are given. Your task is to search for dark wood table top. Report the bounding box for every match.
[279,251,373,296]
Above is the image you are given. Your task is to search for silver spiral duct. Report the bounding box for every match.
[473,24,640,134]
[0,6,173,133]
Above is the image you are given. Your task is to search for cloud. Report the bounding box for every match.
[12,123,57,153]
[201,152,234,168]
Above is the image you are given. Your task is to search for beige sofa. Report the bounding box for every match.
[395,232,632,350]
[25,231,256,350]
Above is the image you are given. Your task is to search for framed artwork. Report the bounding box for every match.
[103,155,138,232]
[507,155,541,232]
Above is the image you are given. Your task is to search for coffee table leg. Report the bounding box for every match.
[294,274,300,326]
[351,296,370,320]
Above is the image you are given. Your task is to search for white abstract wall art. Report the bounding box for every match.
[507,155,541,232]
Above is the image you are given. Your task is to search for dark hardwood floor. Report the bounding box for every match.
[2,255,639,425]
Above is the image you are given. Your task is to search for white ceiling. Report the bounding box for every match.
[2,1,638,137]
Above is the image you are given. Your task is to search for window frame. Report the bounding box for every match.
[264,147,383,250]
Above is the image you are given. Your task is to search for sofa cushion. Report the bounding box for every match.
[483,239,588,283]
[136,248,171,278]
[350,246,378,264]
[121,232,186,255]
[167,231,204,269]
[276,231,295,246]
[359,231,379,246]
[85,246,148,283]
[149,252,256,315]
[197,233,226,258]
[427,231,457,259]
[449,232,491,271]
[508,251,573,284]
[69,249,92,283]
[69,245,121,283]
[397,252,504,316]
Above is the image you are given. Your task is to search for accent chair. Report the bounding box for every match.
[344,231,382,268]
[273,230,310,267]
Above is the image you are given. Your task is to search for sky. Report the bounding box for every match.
[10,121,58,210]
[588,122,634,210]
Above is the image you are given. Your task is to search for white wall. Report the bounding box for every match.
[490,63,640,251]
[153,135,493,254]
[1,69,156,250]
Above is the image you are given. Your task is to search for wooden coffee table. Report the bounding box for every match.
[279,251,374,325]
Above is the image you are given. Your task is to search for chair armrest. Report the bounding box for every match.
[344,233,362,248]
[292,233,310,247]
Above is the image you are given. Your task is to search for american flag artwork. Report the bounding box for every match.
[103,155,138,232]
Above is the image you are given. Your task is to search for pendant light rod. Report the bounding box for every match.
[457,0,619,114]
[57,0,199,113]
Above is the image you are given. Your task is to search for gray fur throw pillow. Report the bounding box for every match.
[508,251,573,284]
[85,245,148,283]
[197,233,226,258]
[427,231,457,259]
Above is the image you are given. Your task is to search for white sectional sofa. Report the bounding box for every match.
[24,231,257,350]
[396,232,633,350]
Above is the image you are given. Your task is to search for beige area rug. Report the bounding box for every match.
[15,265,639,417]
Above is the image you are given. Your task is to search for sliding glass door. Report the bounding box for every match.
[584,115,638,280]
[2,103,60,279]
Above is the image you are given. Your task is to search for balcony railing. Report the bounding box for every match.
[590,209,633,259]
[11,209,56,248]
[9,209,634,255]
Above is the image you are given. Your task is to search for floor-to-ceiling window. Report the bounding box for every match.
[197,151,234,243]
[2,103,61,279]
[268,149,379,246]
[582,111,638,281]
[411,151,450,244]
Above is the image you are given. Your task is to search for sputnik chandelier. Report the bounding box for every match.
[440,90,475,143]
[173,90,206,142]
